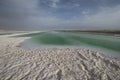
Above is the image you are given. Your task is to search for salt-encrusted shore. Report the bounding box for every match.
[0,33,120,80]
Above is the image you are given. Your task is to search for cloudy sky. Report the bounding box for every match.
[0,0,120,30]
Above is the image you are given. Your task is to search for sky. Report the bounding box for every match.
[0,0,120,30]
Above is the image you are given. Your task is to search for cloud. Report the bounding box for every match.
[0,0,120,30]
[1,0,76,30]
[0,0,62,30]
[81,5,120,30]
[0,0,39,24]
[50,0,60,8]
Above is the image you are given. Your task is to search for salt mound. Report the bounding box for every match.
[0,34,120,80]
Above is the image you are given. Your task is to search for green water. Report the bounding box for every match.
[18,32,120,56]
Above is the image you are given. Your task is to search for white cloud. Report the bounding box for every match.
[50,0,60,8]
[74,4,80,7]
[81,5,120,30]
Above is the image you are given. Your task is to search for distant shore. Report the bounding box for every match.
[55,30,120,34]
[1,29,120,34]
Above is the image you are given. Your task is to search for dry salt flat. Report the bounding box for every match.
[0,33,120,80]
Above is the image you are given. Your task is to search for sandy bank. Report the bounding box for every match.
[0,34,120,80]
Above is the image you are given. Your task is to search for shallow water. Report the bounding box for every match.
[19,31,120,57]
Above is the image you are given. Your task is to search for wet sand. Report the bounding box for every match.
[0,33,120,80]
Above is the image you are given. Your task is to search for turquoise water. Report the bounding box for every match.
[18,32,120,57]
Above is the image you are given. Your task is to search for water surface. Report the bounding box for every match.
[19,32,120,57]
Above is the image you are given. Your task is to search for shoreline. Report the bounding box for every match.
[0,33,120,79]
[22,38,120,57]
